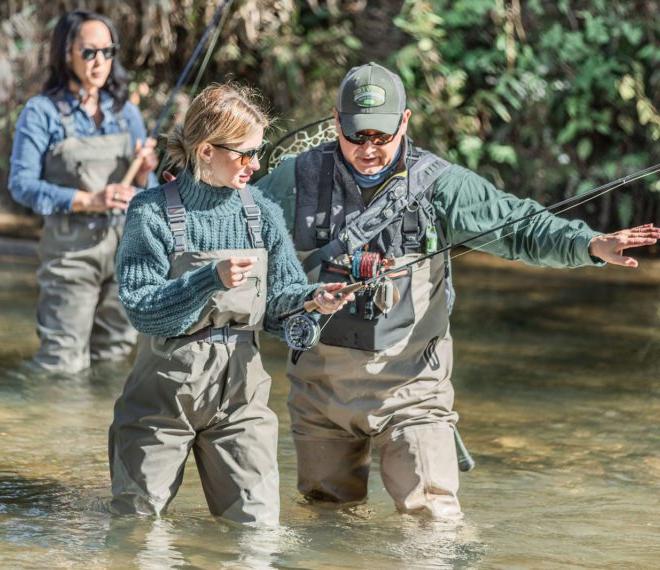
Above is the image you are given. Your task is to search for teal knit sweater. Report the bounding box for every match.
[116,170,316,337]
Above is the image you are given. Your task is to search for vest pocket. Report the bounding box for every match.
[317,262,416,352]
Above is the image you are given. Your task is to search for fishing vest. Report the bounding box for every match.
[293,140,452,352]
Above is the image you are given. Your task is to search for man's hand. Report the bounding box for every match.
[588,223,660,267]
[312,283,356,314]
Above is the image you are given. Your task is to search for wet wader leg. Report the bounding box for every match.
[294,437,371,504]
[109,417,194,516]
[376,333,461,520]
[34,241,100,373]
[378,423,461,520]
[109,346,196,515]
[90,227,137,362]
[194,344,280,525]
[288,375,372,504]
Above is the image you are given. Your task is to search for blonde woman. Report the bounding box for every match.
[108,83,350,524]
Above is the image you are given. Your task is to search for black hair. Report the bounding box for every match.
[42,10,128,111]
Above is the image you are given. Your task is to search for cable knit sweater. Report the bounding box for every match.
[116,169,316,337]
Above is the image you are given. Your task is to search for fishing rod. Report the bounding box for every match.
[121,0,231,185]
[280,161,660,325]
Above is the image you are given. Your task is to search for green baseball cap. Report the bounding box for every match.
[336,62,406,136]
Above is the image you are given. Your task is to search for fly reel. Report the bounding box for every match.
[283,313,321,351]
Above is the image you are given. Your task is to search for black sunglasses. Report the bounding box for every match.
[79,44,118,62]
[339,116,402,146]
[212,142,267,166]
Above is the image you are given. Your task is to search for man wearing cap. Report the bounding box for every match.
[257,62,660,518]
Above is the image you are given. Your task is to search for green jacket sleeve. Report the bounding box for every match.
[434,165,604,268]
[255,157,297,232]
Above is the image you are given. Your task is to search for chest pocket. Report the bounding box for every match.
[162,180,269,335]
[170,249,268,334]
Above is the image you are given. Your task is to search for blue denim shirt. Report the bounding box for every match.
[9,89,157,215]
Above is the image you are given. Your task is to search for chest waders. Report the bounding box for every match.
[34,98,137,373]
[287,141,462,519]
[108,181,280,524]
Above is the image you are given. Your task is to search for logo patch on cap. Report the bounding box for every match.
[353,85,386,108]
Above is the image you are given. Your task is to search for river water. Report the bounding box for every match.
[0,249,658,569]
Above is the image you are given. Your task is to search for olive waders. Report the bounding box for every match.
[34,99,137,373]
[109,182,279,524]
[288,142,461,519]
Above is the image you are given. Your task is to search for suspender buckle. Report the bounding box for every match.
[206,326,230,344]
[167,205,186,224]
[242,204,261,221]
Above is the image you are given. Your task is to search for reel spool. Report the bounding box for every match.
[351,250,381,280]
[283,313,321,351]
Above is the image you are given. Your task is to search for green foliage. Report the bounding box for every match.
[384,0,659,230]
[0,0,657,230]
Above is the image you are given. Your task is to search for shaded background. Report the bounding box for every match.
[0,0,659,237]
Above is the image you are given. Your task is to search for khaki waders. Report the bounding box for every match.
[34,100,137,373]
[288,254,461,519]
[109,183,280,524]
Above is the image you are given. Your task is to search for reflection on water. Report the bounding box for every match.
[0,252,658,568]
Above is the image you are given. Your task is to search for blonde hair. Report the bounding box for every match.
[166,82,270,180]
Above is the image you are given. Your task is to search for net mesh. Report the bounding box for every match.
[267,116,336,171]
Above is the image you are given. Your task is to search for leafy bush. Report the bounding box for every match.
[0,0,657,231]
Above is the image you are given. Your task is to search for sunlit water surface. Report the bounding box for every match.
[0,250,658,569]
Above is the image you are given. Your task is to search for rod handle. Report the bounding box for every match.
[303,282,365,313]
[121,156,144,186]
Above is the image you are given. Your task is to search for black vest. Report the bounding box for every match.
[292,140,452,352]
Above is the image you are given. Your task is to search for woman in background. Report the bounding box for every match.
[9,10,157,373]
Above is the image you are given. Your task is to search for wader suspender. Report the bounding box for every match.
[314,148,336,247]
[54,98,129,140]
[163,181,264,252]
[309,148,451,264]
[237,187,265,248]
[55,100,76,139]
[163,182,187,253]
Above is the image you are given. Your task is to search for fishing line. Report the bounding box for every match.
[150,0,231,181]
[319,308,338,333]
[389,162,660,275]
[278,161,660,321]
[449,176,636,262]
[150,1,230,139]
[190,0,235,96]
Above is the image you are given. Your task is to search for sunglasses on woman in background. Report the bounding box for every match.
[79,44,119,62]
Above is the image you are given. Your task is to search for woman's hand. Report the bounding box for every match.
[216,257,257,288]
[312,283,355,315]
[133,137,158,188]
[588,223,660,267]
[71,183,135,213]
